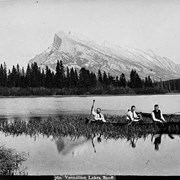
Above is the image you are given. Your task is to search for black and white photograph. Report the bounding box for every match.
[0,0,180,178]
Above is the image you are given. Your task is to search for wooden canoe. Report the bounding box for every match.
[85,118,180,127]
[138,112,180,118]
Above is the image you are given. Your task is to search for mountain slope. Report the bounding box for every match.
[29,31,180,80]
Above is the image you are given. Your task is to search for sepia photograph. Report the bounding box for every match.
[0,0,180,178]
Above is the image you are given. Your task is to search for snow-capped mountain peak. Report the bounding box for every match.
[29,31,180,80]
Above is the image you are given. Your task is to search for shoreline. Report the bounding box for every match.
[0,92,179,98]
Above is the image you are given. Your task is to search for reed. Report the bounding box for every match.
[0,114,178,141]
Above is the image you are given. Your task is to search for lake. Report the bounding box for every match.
[0,94,180,117]
[0,94,180,175]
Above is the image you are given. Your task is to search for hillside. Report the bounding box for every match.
[29,31,180,80]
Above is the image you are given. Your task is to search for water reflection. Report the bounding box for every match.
[0,114,180,153]
[55,137,88,156]
[0,114,180,175]
[151,132,175,151]
[152,134,162,151]
[127,136,138,148]
[54,132,103,156]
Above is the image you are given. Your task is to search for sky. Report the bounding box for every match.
[0,0,180,68]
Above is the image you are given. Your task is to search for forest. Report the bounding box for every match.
[0,60,179,96]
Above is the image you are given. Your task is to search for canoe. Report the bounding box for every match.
[138,112,180,118]
[85,118,180,126]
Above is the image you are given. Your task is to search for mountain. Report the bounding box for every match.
[29,31,180,80]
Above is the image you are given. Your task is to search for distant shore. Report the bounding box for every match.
[0,87,179,98]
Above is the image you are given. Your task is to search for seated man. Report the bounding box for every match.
[151,104,166,123]
[91,105,106,122]
[127,105,142,122]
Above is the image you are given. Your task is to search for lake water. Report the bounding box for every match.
[0,94,179,117]
[0,94,180,175]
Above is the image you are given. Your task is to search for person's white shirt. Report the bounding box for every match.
[151,111,165,122]
[127,111,139,121]
[91,108,106,122]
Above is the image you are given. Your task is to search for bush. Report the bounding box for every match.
[0,145,27,175]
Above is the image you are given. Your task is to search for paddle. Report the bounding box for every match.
[127,121,133,126]
[91,100,95,112]
[86,100,96,123]
[90,100,96,116]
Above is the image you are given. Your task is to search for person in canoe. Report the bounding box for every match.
[151,104,166,123]
[126,105,142,122]
[91,100,106,122]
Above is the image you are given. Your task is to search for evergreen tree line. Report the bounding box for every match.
[0,61,179,94]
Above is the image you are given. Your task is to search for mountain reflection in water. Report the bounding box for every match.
[54,133,102,156]
[0,114,180,175]
[0,114,180,152]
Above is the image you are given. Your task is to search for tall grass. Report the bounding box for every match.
[0,145,27,175]
[0,114,179,141]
